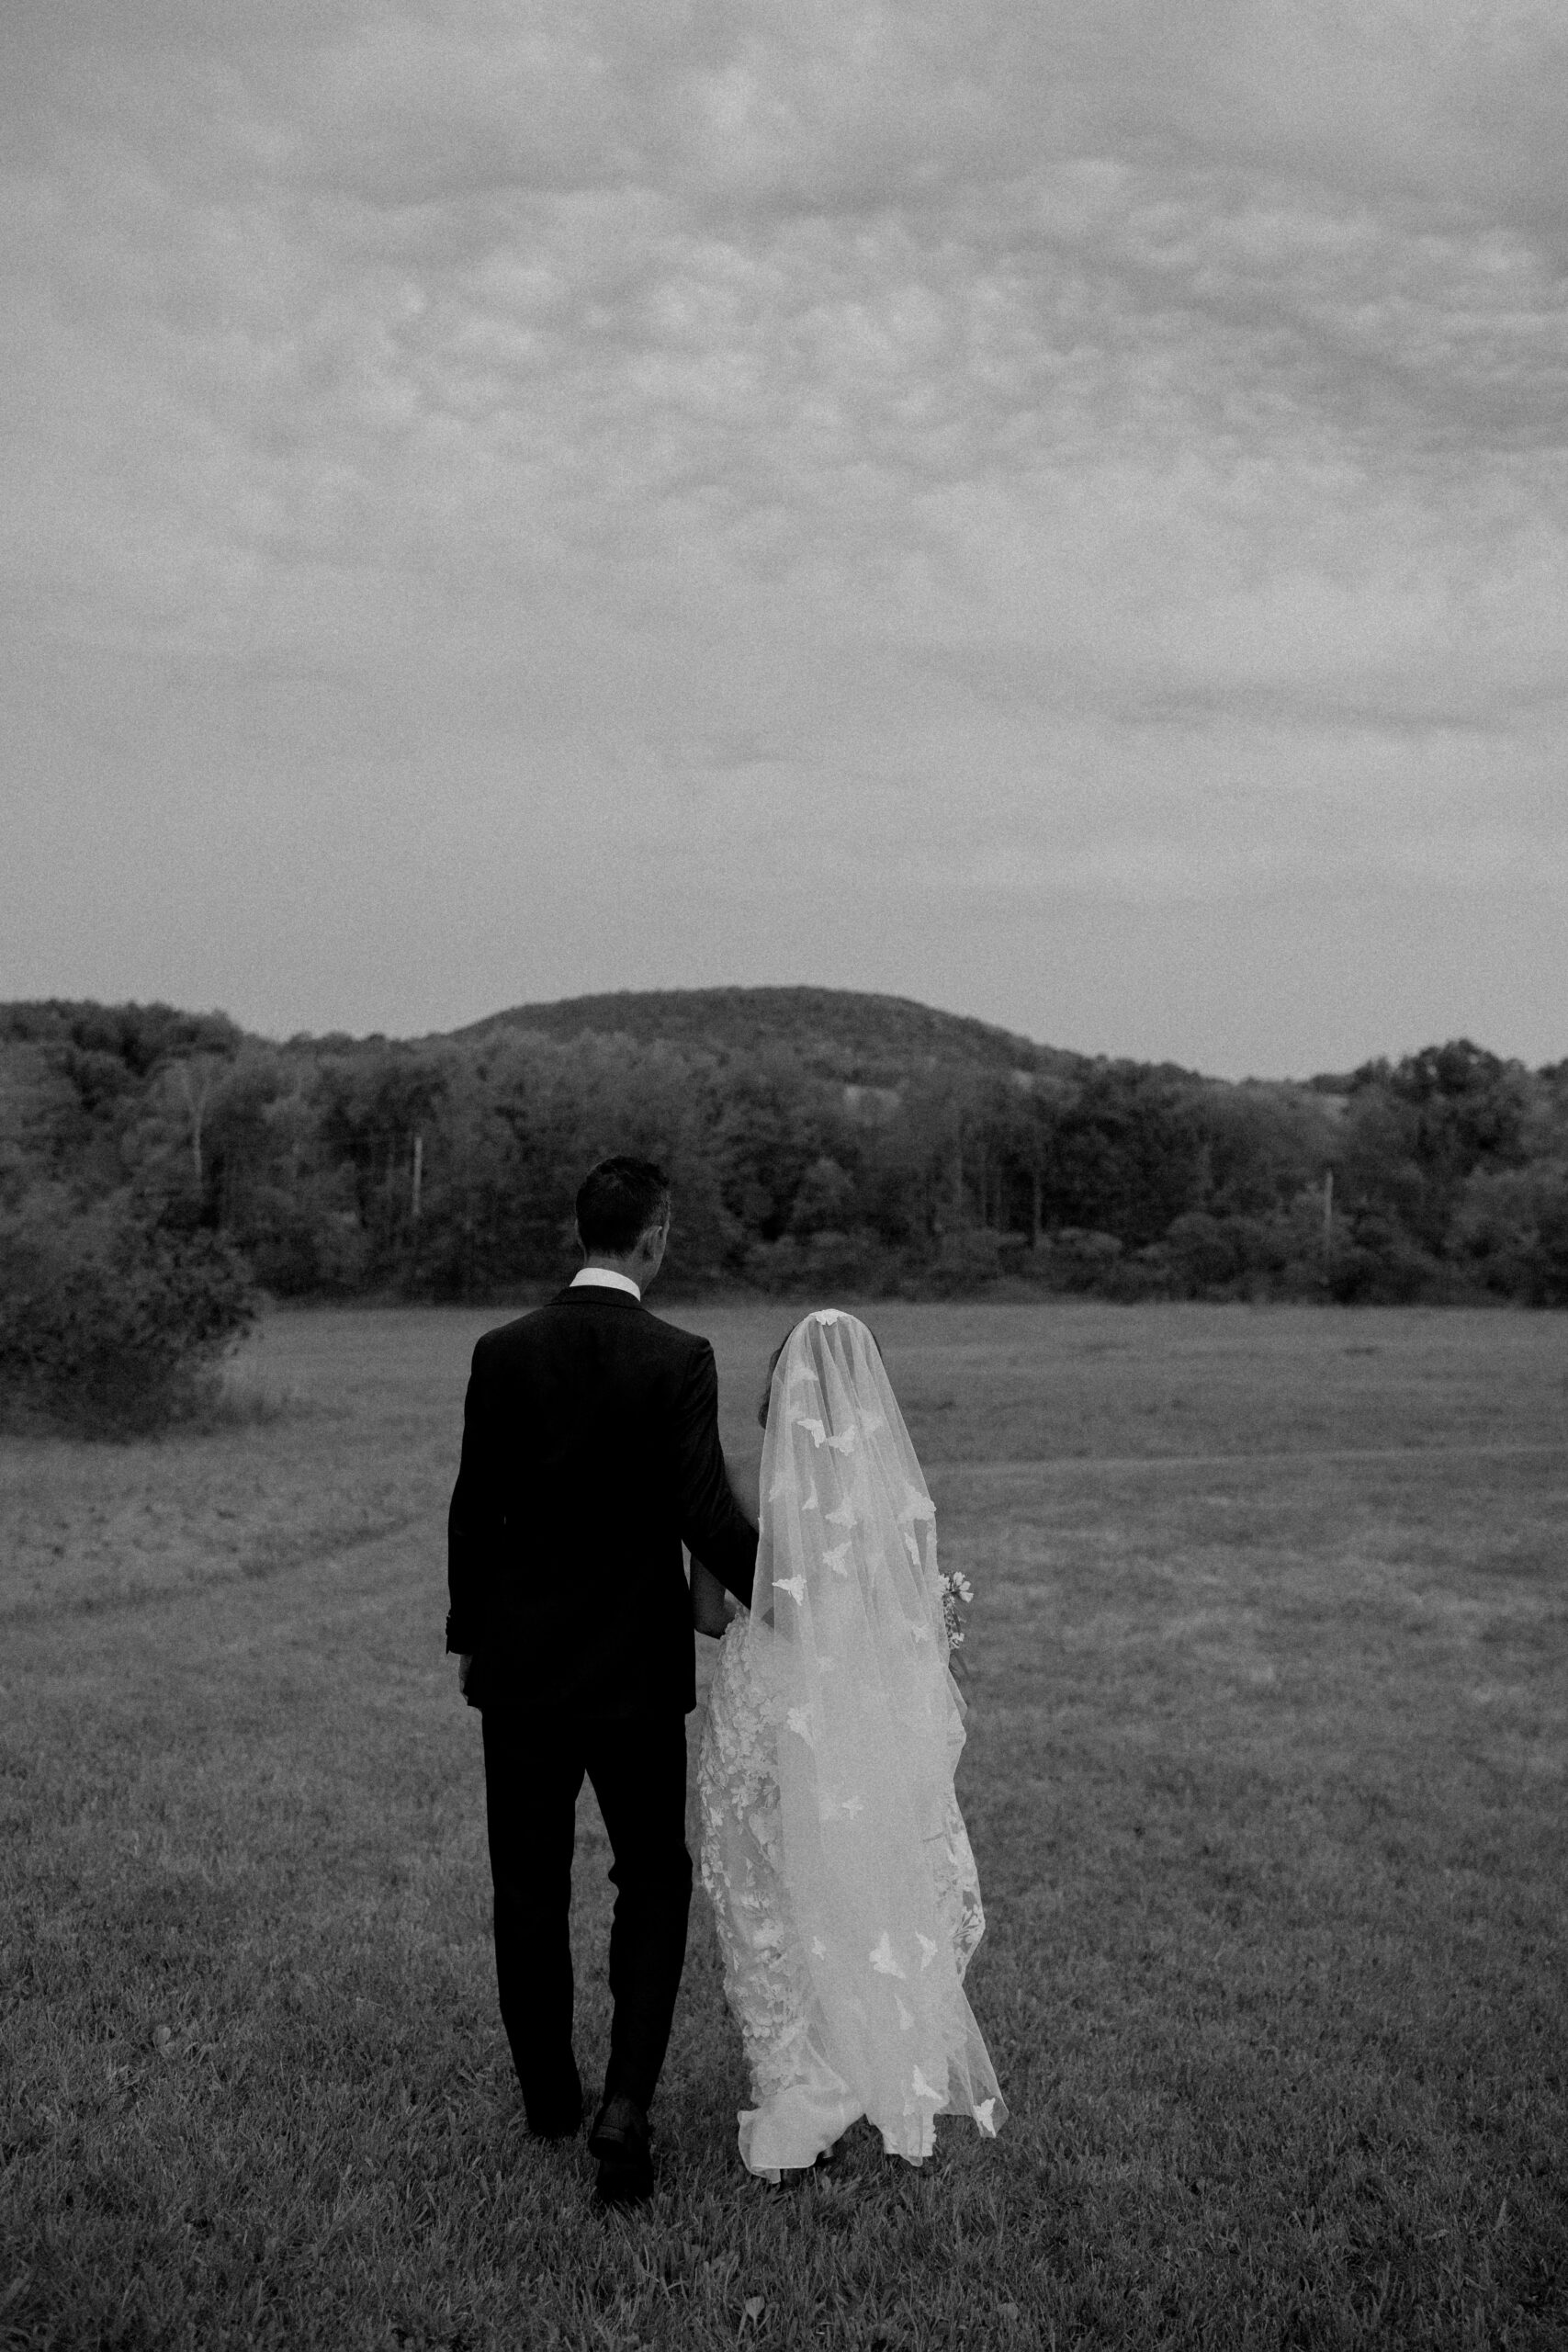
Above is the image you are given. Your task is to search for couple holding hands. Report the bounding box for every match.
[447,1157,1003,2204]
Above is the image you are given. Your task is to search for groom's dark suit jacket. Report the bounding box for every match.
[446,1283,758,1717]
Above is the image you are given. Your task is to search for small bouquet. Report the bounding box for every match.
[938,1568,973,1652]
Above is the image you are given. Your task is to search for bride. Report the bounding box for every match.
[694,1309,1006,2180]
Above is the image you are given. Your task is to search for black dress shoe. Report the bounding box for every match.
[589,2093,653,2203]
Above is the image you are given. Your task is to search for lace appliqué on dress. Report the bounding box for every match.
[697,1619,813,2105]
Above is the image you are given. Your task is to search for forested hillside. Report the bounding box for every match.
[454,986,1078,1083]
[3,990,1565,1305]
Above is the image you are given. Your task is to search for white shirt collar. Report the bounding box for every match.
[570,1266,641,1301]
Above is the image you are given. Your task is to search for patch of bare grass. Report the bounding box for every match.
[188,1371,328,1432]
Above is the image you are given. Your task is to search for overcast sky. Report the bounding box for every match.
[4,3,1564,1077]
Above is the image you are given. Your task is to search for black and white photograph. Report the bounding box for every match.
[3,4,1565,2346]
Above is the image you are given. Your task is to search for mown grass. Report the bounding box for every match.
[3,1302,1565,2348]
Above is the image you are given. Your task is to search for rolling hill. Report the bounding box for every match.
[447,984,1088,1086]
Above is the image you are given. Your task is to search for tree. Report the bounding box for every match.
[788,1156,857,1238]
[1038,1065,1208,1247]
[1453,1161,1568,1306]
[1340,1042,1531,1255]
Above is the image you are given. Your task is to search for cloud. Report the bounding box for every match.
[3,3,1564,1067]
[10,9,1564,678]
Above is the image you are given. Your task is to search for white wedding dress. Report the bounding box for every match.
[697,1311,1006,2179]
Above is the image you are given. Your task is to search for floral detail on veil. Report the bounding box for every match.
[697,1307,1006,2178]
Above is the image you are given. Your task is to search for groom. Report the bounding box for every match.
[446,1156,758,2201]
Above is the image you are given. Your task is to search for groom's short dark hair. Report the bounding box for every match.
[576,1157,671,1254]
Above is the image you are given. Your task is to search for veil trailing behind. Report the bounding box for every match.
[697,1310,1006,2178]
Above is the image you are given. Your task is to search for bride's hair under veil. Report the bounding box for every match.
[742,1307,1005,2166]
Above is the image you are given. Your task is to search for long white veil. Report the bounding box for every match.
[742,1308,1006,2168]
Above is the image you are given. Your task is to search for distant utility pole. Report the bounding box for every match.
[411,1131,423,1227]
[1322,1168,1334,1261]
[174,1055,220,1189]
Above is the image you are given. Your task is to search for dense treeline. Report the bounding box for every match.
[3,992,1566,1308]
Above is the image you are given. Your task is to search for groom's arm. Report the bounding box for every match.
[446,1339,504,1667]
[671,1339,758,1608]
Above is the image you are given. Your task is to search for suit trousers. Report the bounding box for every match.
[479,1706,694,2119]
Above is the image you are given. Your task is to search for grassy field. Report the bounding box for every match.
[3,1299,1565,2349]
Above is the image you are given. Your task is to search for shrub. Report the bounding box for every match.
[1165,1211,1249,1295]
[1325,1213,1443,1305]
[928,1227,1011,1296]
[1453,1161,1568,1306]
[1034,1227,1125,1293]
[0,1194,256,1437]
[1104,1242,1178,1302]
[742,1227,906,1295]
[236,1179,370,1297]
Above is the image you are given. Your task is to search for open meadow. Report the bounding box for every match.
[3,1299,1565,2350]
